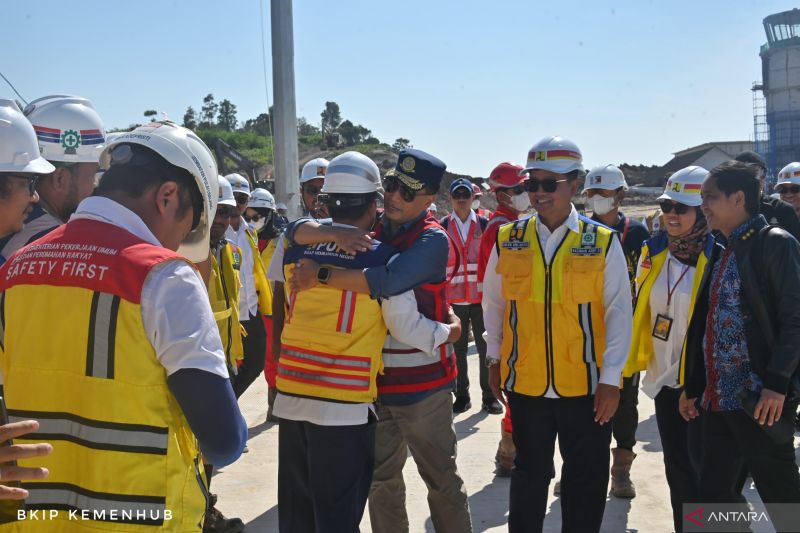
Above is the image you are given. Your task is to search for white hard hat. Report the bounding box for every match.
[0,99,56,174]
[521,136,584,175]
[658,166,708,207]
[217,176,236,207]
[300,157,329,184]
[583,164,628,192]
[276,202,287,211]
[777,162,800,187]
[225,173,251,197]
[24,95,106,164]
[249,188,276,210]
[100,122,219,263]
[429,203,438,213]
[321,152,381,195]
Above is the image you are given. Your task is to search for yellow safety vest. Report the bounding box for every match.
[209,242,244,371]
[0,219,207,532]
[259,238,278,317]
[243,229,272,317]
[278,241,393,403]
[496,216,612,397]
[625,238,708,378]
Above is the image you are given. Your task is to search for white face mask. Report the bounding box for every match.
[510,192,531,212]
[587,195,616,216]
[471,199,480,210]
[250,218,266,232]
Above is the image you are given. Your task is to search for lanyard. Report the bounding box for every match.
[620,216,631,246]
[666,258,690,307]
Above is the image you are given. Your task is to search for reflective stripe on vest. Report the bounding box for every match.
[496,216,611,397]
[86,291,121,379]
[444,214,482,304]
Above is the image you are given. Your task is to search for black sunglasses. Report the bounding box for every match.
[244,213,262,222]
[303,185,322,196]
[383,175,423,203]
[659,201,691,215]
[7,174,39,195]
[524,179,568,193]
[451,188,472,200]
[501,185,526,196]
[216,206,239,219]
[779,185,800,195]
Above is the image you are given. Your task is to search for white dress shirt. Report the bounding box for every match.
[71,197,229,378]
[273,223,451,425]
[641,253,695,399]
[482,205,633,397]
[452,209,477,245]
[226,219,259,319]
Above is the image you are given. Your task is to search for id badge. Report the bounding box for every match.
[652,313,673,341]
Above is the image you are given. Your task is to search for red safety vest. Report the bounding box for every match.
[442,213,487,304]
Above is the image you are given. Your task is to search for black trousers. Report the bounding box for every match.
[654,387,698,533]
[612,374,640,450]
[507,393,612,533]
[232,313,267,398]
[278,417,375,533]
[453,303,492,401]
[698,405,800,532]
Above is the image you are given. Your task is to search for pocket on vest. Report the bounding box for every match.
[497,250,533,300]
[564,256,604,303]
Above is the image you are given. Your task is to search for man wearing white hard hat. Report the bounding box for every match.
[224,173,271,400]
[274,151,459,532]
[734,151,800,240]
[300,157,329,219]
[775,162,800,215]
[583,163,650,499]
[0,95,106,260]
[483,135,632,533]
[0,122,247,530]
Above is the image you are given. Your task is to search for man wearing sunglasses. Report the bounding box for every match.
[483,135,632,533]
[0,122,247,530]
[582,164,650,500]
[440,178,500,415]
[734,151,800,240]
[283,149,472,533]
[0,95,106,262]
[300,157,329,219]
[224,173,271,401]
[775,162,800,216]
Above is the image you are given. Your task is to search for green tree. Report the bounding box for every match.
[242,112,271,136]
[338,120,371,146]
[320,101,341,135]
[182,106,197,130]
[217,99,238,131]
[297,117,319,136]
[392,138,412,151]
[200,94,218,128]
[143,109,158,122]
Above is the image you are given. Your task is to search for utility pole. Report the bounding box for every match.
[271,0,300,219]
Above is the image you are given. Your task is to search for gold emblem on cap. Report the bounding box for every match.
[401,156,416,173]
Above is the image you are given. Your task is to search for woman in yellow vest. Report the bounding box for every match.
[624,165,710,533]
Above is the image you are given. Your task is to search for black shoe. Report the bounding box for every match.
[482,398,503,415]
[204,494,245,533]
[453,396,472,413]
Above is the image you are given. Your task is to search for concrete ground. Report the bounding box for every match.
[213,342,800,532]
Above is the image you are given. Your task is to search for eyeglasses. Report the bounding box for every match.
[383,175,424,203]
[303,185,322,196]
[500,185,526,196]
[451,189,472,200]
[524,179,568,193]
[234,195,248,205]
[659,201,691,215]
[244,213,262,223]
[7,174,39,195]
[779,185,800,195]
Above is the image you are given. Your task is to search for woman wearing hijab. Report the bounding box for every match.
[623,166,711,532]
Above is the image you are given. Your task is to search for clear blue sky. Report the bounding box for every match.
[2,0,795,176]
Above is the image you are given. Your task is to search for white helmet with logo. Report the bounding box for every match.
[321,152,380,194]
[583,164,628,193]
[300,157,329,184]
[99,121,218,262]
[429,203,438,213]
[777,162,800,187]
[217,176,237,207]
[249,188,276,210]
[225,173,251,197]
[521,136,584,175]
[658,166,708,207]
[24,95,106,164]
[0,99,55,174]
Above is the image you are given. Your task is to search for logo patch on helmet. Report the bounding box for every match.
[316,166,326,176]
[61,129,81,155]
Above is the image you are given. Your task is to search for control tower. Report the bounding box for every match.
[753,8,800,177]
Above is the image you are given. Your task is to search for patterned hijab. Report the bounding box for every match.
[667,208,708,266]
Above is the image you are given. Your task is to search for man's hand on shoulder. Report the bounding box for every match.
[333,227,374,255]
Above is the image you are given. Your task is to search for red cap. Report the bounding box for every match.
[488,162,526,191]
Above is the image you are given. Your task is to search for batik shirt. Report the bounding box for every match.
[701,218,764,411]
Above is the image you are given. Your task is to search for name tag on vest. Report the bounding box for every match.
[501,241,530,250]
[570,247,603,256]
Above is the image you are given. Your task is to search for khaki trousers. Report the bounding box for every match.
[368,389,473,533]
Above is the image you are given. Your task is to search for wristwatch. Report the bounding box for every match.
[485,357,500,368]
[317,266,332,284]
